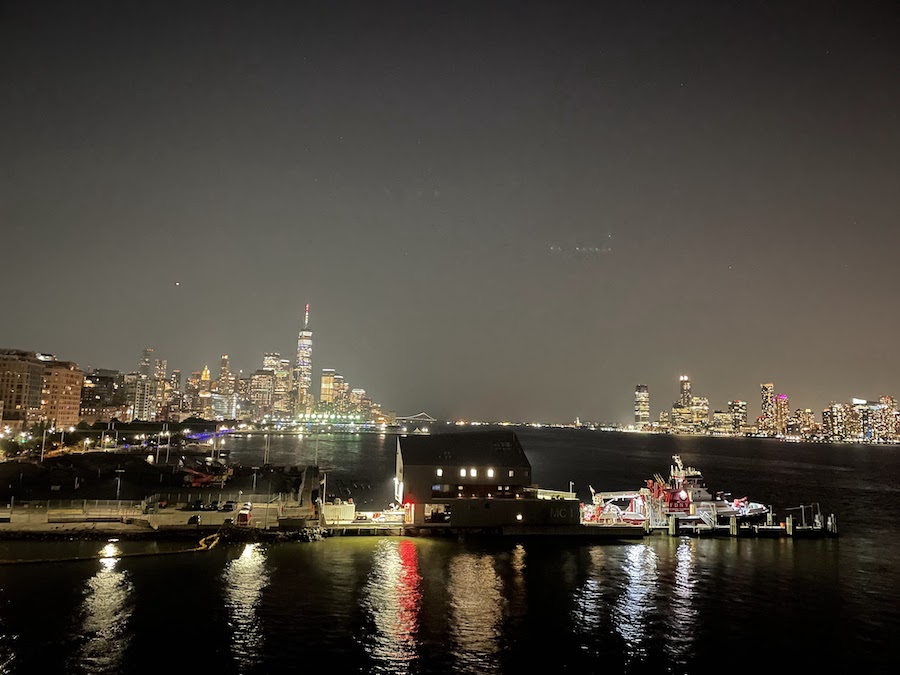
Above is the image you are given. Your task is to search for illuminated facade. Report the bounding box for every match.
[0,349,46,429]
[775,393,790,435]
[293,304,314,412]
[41,360,84,429]
[320,368,336,405]
[634,384,650,425]
[728,400,747,432]
[679,375,691,407]
[760,383,775,435]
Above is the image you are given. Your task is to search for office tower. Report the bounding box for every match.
[263,352,280,372]
[690,396,710,429]
[775,394,790,435]
[250,369,275,420]
[760,383,775,435]
[200,365,211,391]
[634,384,650,425]
[728,400,748,432]
[139,348,153,378]
[712,410,732,434]
[273,358,293,417]
[679,376,691,407]
[293,304,314,411]
[822,402,848,441]
[320,368,335,405]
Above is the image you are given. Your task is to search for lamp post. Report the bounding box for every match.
[41,426,53,463]
[115,468,124,509]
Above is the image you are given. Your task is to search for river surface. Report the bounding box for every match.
[0,428,896,673]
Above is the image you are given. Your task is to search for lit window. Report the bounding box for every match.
[460,468,466,477]
[470,468,477,477]
[436,468,443,477]
[516,513,523,521]
[487,468,494,478]
[509,470,514,477]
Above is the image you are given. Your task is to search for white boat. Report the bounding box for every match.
[649,455,769,524]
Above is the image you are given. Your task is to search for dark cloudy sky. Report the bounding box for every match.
[2,1,898,423]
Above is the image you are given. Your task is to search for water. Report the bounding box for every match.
[0,429,897,673]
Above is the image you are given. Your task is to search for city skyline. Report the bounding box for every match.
[1,2,897,422]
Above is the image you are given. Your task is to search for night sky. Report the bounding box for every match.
[2,1,898,423]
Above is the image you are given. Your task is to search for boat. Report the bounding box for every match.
[584,487,649,526]
[647,455,769,524]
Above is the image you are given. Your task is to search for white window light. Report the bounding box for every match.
[487,468,494,478]
[460,468,467,477]
[436,468,443,477]
[516,513,523,521]
[509,470,515,477]
[470,468,477,477]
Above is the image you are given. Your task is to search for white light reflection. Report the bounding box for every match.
[71,542,134,673]
[665,539,697,665]
[223,543,270,673]
[572,546,609,635]
[613,544,659,664]
[360,539,422,672]
[448,552,505,672]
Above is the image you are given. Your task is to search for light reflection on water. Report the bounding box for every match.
[223,543,270,673]
[360,539,422,673]
[70,543,134,674]
[448,551,505,673]
[613,543,659,665]
[572,546,611,638]
[664,538,697,666]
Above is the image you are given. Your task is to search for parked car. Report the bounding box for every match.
[185,499,204,511]
[242,502,253,511]
[187,515,201,525]
[204,501,220,511]
[222,517,234,526]
[221,500,236,512]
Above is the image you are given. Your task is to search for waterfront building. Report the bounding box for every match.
[41,359,84,429]
[0,349,49,430]
[712,410,732,435]
[634,384,650,426]
[875,396,898,442]
[822,402,847,441]
[760,383,775,435]
[775,393,790,435]
[293,304,314,413]
[690,396,709,430]
[333,373,349,412]
[678,375,691,407]
[728,400,747,432]
[394,430,578,528]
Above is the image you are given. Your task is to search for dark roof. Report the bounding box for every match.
[398,430,531,469]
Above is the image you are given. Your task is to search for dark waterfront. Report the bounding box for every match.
[1,429,896,674]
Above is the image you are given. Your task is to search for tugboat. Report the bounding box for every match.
[647,455,769,524]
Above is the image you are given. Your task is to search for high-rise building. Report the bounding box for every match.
[263,352,281,372]
[139,348,153,378]
[634,384,650,425]
[124,372,152,422]
[678,376,691,408]
[293,304,313,412]
[775,394,790,435]
[41,360,84,429]
[760,383,775,435]
[728,400,748,432]
[690,396,710,429]
[250,369,275,420]
[273,358,293,417]
[0,349,46,429]
[320,368,336,405]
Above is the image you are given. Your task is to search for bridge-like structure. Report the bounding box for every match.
[393,412,437,424]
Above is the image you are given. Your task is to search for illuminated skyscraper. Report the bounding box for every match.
[728,400,747,432]
[775,394,790,435]
[139,348,153,378]
[293,304,313,412]
[320,368,335,405]
[679,376,691,407]
[263,352,281,372]
[760,383,775,435]
[634,384,650,425]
